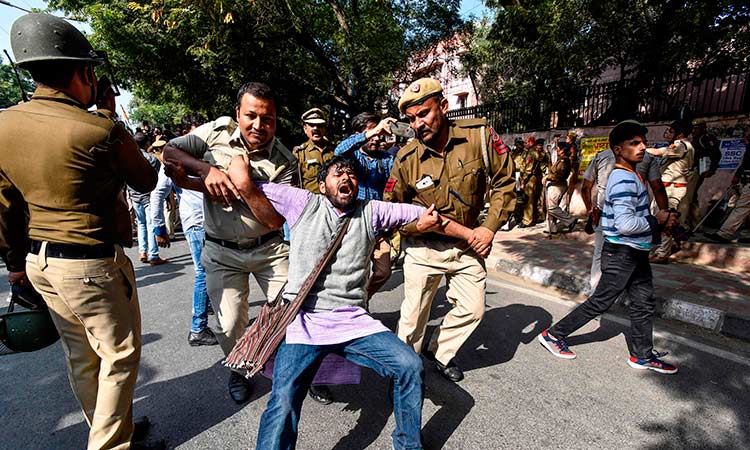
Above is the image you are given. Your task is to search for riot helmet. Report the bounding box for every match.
[11,13,104,68]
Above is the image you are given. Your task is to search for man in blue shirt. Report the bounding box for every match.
[538,120,680,374]
[335,112,399,298]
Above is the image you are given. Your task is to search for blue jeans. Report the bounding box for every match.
[256,331,424,450]
[132,201,158,260]
[184,226,209,332]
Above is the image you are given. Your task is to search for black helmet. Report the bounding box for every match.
[11,13,104,68]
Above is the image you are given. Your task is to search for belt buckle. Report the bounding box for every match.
[237,238,260,250]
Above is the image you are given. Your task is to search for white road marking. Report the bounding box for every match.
[487,278,750,368]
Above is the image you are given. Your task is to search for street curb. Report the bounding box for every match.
[488,256,750,342]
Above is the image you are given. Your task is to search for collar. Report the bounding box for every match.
[229,126,276,156]
[418,121,466,161]
[30,86,87,109]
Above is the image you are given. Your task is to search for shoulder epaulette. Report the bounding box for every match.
[212,116,235,131]
[454,118,488,128]
[396,140,419,162]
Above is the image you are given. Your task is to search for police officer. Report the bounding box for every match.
[162,82,297,404]
[688,118,722,228]
[519,136,542,227]
[385,78,515,382]
[544,142,577,234]
[294,108,334,193]
[648,119,695,263]
[534,138,550,221]
[0,13,162,450]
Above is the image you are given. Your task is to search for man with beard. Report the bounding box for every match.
[294,108,334,193]
[219,154,473,450]
[162,82,296,404]
[384,78,516,382]
[335,112,399,299]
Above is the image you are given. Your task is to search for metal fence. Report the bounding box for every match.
[447,71,750,133]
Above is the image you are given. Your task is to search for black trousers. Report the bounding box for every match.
[550,241,655,359]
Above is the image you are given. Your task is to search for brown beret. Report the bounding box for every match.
[398,78,443,114]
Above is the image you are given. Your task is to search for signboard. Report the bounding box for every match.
[577,136,610,176]
[718,138,746,170]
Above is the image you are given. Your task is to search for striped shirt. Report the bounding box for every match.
[602,167,654,250]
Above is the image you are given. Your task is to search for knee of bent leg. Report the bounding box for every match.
[393,349,424,380]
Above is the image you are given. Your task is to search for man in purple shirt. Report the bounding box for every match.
[223,155,473,450]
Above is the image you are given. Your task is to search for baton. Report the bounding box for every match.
[690,184,734,234]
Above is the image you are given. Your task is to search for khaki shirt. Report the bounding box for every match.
[661,139,695,185]
[384,118,516,233]
[547,156,571,183]
[0,87,135,254]
[170,117,296,243]
[294,138,334,193]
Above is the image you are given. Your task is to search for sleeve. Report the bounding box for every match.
[663,142,687,160]
[382,155,419,235]
[0,172,29,272]
[272,161,296,186]
[168,123,214,158]
[256,182,312,228]
[582,154,598,181]
[608,176,652,235]
[481,127,517,232]
[369,200,425,233]
[150,167,174,236]
[334,133,367,156]
[647,156,662,181]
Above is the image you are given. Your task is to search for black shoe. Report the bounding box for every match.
[206,304,215,315]
[132,440,166,450]
[565,219,579,233]
[308,385,334,405]
[423,350,464,383]
[228,372,252,404]
[434,359,464,383]
[517,223,530,229]
[188,328,218,346]
[705,232,733,244]
[133,416,151,442]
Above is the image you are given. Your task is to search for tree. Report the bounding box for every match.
[48,0,465,139]
[0,58,35,109]
[464,0,750,106]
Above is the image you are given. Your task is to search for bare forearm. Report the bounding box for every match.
[234,181,285,230]
[650,179,668,210]
[440,219,473,241]
[163,145,211,178]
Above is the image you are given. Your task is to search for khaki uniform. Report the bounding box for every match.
[170,117,295,355]
[0,87,144,450]
[383,118,515,364]
[535,147,551,219]
[294,138,334,193]
[653,139,695,258]
[520,147,543,226]
[687,133,722,228]
[545,156,576,232]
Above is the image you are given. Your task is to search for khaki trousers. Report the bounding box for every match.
[366,236,392,300]
[26,244,141,450]
[718,183,750,239]
[546,182,575,232]
[202,238,289,356]
[652,184,690,258]
[398,236,486,365]
[522,175,538,225]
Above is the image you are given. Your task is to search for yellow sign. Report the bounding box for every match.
[578,137,610,176]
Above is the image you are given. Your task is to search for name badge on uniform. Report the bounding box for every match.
[416,176,434,190]
[306,158,319,166]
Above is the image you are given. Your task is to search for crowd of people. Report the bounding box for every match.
[1,12,749,450]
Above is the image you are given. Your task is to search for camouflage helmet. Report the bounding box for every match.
[11,13,104,68]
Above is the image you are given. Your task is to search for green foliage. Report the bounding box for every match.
[467,0,750,104]
[127,94,190,129]
[0,58,35,109]
[47,0,464,138]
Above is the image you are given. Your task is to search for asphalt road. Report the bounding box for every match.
[1,238,748,450]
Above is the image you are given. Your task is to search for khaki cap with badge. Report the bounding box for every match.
[301,108,328,125]
[398,78,443,114]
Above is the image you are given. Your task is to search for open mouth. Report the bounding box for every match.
[338,184,353,196]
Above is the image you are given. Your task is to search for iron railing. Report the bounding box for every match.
[447,71,749,133]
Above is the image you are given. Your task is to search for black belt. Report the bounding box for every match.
[29,240,115,259]
[205,232,279,251]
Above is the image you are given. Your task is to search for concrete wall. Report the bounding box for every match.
[500,114,750,217]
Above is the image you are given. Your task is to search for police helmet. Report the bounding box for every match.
[11,13,104,68]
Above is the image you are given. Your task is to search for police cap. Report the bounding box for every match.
[11,13,104,68]
[301,108,327,125]
[691,118,706,127]
[398,78,443,114]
